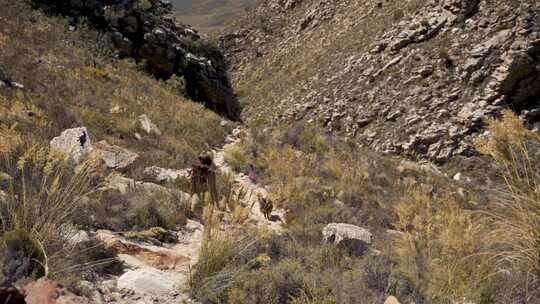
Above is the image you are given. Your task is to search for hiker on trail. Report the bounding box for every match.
[190,152,219,207]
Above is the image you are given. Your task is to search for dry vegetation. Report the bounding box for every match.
[197,114,540,304]
[0,0,231,287]
[0,0,231,176]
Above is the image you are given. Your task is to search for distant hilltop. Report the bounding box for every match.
[172,0,256,34]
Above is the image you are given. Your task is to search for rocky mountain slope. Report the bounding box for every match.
[220,0,540,163]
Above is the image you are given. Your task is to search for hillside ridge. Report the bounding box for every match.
[220,0,540,163]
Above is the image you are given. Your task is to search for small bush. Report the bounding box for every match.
[228,259,306,304]
[191,231,259,303]
[224,144,251,173]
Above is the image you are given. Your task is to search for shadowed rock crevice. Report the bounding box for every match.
[31,0,241,120]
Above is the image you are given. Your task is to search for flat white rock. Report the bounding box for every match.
[117,268,176,294]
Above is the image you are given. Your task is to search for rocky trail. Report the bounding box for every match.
[86,128,283,304]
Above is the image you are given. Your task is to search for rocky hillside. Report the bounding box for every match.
[32,0,241,119]
[1,1,540,304]
[220,0,540,163]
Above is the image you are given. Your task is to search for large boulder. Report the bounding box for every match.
[50,127,93,164]
[322,223,373,256]
[103,174,191,205]
[94,140,138,169]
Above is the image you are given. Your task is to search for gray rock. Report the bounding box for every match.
[143,166,189,183]
[322,223,372,255]
[138,114,162,136]
[103,174,191,206]
[94,140,139,169]
[50,127,93,164]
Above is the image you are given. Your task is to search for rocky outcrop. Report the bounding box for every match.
[103,174,191,205]
[322,223,372,256]
[50,127,93,164]
[220,0,540,163]
[31,0,240,120]
[143,166,189,183]
[94,140,138,169]
[51,129,138,168]
[322,223,373,244]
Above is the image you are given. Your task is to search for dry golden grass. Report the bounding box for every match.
[393,190,490,302]
[0,141,107,281]
[195,116,540,303]
[475,111,540,296]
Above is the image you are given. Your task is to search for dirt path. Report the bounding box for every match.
[213,128,284,233]
[93,127,282,304]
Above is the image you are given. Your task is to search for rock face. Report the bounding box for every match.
[220,0,540,163]
[32,0,240,120]
[50,127,93,164]
[322,223,372,256]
